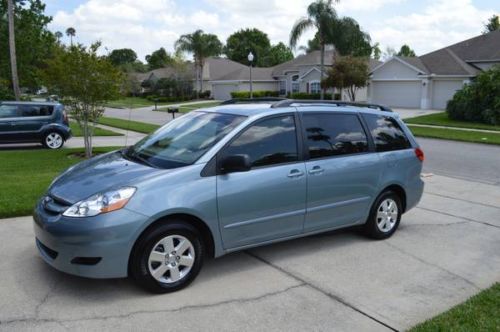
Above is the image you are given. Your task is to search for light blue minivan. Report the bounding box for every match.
[33,100,424,293]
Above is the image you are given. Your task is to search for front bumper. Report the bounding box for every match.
[33,198,147,279]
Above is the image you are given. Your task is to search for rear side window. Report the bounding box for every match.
[362,114,411,152]
[0,105,19,118]
[223,115,298,168]
[19,105,54,117]
[302,113,369,159]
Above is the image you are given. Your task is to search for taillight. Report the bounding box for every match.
[63,111,68,123]
[415,147,424,162]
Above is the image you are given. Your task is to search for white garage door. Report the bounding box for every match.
[212,84,239,101]
[371,81,421,108]
[432,80,463,109]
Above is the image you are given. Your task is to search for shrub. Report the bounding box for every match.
[199,90,211,99]
[230,90,279,98]
[290,92,335,100]
[0,79,14,101]
[447,65,500,125]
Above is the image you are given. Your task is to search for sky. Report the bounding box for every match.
[43,0,500,62]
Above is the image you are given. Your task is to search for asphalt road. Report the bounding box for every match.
[419,137,500,185]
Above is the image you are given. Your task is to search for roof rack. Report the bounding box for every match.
[271,99,393,112]
[220,97,288,105]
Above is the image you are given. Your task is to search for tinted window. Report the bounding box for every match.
[303,113,369,158]
[19,105,54,117]
[223,115,298,168]
[363,114,411,152]
[0,105,19,118]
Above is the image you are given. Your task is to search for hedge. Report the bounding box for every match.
[447,65,500,125]
[230,90,279,98]
[290,92,341,100]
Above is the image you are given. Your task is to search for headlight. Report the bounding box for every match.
[63,187,136,218]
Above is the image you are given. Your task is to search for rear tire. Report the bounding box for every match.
[130,221,204,293]
[363,190,402,240]
[43,131,64,149]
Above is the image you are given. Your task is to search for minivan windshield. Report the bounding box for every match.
[124,111,246,169]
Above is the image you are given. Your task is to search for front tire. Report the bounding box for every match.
[130,221,204,293]
[43,131,64,149]
[363,191,402,239]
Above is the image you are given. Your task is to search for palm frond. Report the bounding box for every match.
[289,18,313,48]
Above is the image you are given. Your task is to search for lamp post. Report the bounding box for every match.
[248,52,254,99]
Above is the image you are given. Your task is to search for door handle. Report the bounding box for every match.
[308,166,324,175]
[287,169,304,178]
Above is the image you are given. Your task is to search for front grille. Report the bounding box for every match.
[36,239,58,260]
[42,194,70,214]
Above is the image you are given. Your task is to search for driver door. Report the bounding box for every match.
[217,114,307,249]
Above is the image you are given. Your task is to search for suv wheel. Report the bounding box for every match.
[43,132,64,149]
[130,222,204,293]
[363,190,402,239]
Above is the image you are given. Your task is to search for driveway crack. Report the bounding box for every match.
[246,251,398,332]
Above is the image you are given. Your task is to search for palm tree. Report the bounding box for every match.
[55,31,63,43]
[175,30,222,98]
[290,0,339,100]
[66,27,76,45]
[7,0,20,100]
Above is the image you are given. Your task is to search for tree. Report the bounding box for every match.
[322,55,369,101]
[66,27,75,45]
[299,35,321,54]
[42,42,123,158]
[372,42,382,60]
[54,31,63,42]
[383,46,397,60]
[7,0,20,100]
[397,44,416,57]
[328,17,372,56]
[108,48,137,66]
[267,42,294,66]
[290,0,340,100]
[224,28,271,66]
[0,0,56,94]
[484,15,499,33]
[145,47,175,70]
[175,30,222,96]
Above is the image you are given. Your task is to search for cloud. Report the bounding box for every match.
[49,0,498,62]
[370,0,498,55]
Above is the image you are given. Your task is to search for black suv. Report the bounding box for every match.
[0,101,72,149]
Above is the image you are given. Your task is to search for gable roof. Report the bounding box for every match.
[203,57,248,80]
[445,29,500,62]
[272,50,336,76]
[213,66,276,81]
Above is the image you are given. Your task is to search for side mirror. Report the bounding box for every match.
[219,154,251,174]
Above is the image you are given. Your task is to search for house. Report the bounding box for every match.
[211,50,381,100]
[133,50,381,101]
[368,30,500,109]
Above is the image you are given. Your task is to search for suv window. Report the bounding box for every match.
[19,105,54,117]
[302,113,369,158]
[363,114,411,152]
[223,115,298,168]
[0,105,19,118]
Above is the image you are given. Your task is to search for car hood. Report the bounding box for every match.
[49,150,165,204]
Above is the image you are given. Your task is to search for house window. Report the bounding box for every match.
[310,81,321,94]
[279,80,287,95]
[291,75,300,93]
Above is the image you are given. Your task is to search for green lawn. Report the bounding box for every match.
[70,122,122,136]
[405,112,500,132]
[410,283,499,331]
[105,97,202,109]
[408,125,500,146]
[158,101,221,113]
[98,117,160,134]
[0,147,118,219]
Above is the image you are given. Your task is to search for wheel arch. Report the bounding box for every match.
[380,183,407,212]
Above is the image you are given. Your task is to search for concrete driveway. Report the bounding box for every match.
[0,174,499,331]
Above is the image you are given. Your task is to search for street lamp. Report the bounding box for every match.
[248,52,254,99]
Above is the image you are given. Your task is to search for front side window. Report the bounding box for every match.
[126,111,246,169]
[223,115,298,168]
[0,105,19,118]
[310,82,321,94]
[362,114,411,152]
[303,113,369,158]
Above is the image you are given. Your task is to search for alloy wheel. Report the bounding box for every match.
[376,198,399,232]
[148,235,195,284]
[46,132,63,149]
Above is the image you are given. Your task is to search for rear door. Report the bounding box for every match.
[302,111,382,232]
[16,105,53,140]
[217,114,307,249]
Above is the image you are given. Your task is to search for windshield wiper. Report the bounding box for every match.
[121,149,156,168]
